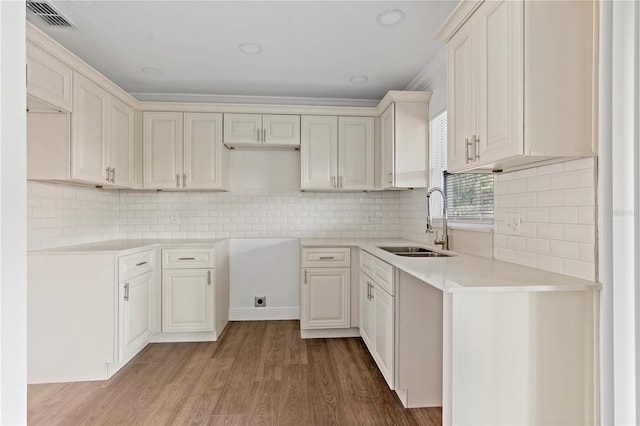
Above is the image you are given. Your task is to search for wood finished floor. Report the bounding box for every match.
[28,320,441,425]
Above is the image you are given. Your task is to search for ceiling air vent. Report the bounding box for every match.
[26,0,73,28]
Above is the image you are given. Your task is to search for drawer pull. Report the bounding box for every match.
[178,257,196,260]
[135,261,148,267]
[319,256,335,260]
[124,283,130,301]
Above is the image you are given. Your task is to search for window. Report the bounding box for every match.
[429,111,494,223]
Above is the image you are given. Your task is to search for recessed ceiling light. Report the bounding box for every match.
[349,75,369,85]
[140,67,165,78]
[376,9,405,27]
[239,43,263,55]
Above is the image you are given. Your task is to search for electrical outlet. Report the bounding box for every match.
[505,213,521,235]
[255,296,266,308]
[170,213,180,224]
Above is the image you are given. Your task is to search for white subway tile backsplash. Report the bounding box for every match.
[549,171,578,190]
[493,157,596,281]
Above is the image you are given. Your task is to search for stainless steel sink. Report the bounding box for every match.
[377,246,453,257]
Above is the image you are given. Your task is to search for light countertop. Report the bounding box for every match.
[30,237,600,293]
[28,239,225,255]
[300,238,600,293]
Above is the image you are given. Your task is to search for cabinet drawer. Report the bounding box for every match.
[119,250,153,282]
[162,247,214,269]
[360,250,394,295]
[301,247,350,268]
[359,250,376,278]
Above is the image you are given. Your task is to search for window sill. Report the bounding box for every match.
[430,220,493,233]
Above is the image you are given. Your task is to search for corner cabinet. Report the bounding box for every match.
[380,95,430,189]
[300,116,374,191]
[223,113,300,148]
[143,112,229,190]
[27,71,135,188]
[27,248,154,384]
[436,0,597,172]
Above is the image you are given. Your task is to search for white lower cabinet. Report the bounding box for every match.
[27,249,154,384]
[359,250,395,389]
[160,247,226,334]
[162,269,214,332]
[301,268,350,329]
[119,270,152,361]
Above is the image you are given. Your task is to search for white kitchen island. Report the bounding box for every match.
[301,239,600,426]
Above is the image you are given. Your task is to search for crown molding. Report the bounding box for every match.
[131,93,380,108]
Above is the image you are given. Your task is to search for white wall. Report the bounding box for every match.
[229,239,299,320]
[0,1,27,424]
[598,0,640,423]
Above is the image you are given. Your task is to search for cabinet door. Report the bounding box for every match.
[184,113,225,189]
[143,112,183,189]
[446,19,476,172]
[338,116,374,190]
[373,284,395,389]
[380,104,395,189]
[359,273,374,349]
[26,42,72,111]
[223,113,262,145]
[263,115,300,147]
[475,0,523,166]
[162,269,214,332]
[119,271,152,361]
[72,73,109,184]
[301,268,350,329]
[108,96,135,187]
[300,116,338,190]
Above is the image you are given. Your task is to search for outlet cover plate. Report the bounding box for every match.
[255,296,266,307]
[505,213,521,235]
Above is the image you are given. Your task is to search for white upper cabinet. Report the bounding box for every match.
[184,113,228,189]
[144,112,228,191]
[72,73,110,185]
[380,99,429,189]
[143,112,183,189]
[223,113,300,148]
[26,42,73,112]
[437,0,597,173]
[301,115,374,191]
[338,117,374,190]
[300,116,338,191]
[108,96,135,188]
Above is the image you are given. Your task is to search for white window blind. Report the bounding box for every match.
[429,111,494,222]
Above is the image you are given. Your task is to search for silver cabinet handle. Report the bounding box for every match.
[304,269,308,284]
[262,128,266,143]
[257,128,260,142]
[178,257,196,260]
[105,167,111,182]
[319,256,335,260]
[465,137,473,163]
[207,270,212,286]
[474,135,480,161]
[183,173,187,188]
[370,283,374,300]
[111,167,115,183]
[135,261,147,267]
[124,283,130,301]
[176,174,181,188]
[338,176,343,189]
[331,175,336,189]
[388,172,393,185]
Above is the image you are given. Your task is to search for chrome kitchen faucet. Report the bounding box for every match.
[426,187,450,251]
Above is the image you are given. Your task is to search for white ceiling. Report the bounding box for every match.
[27,1,457,104]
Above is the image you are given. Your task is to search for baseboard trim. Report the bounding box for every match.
[229,307,300,321]
[300,327,361,339]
